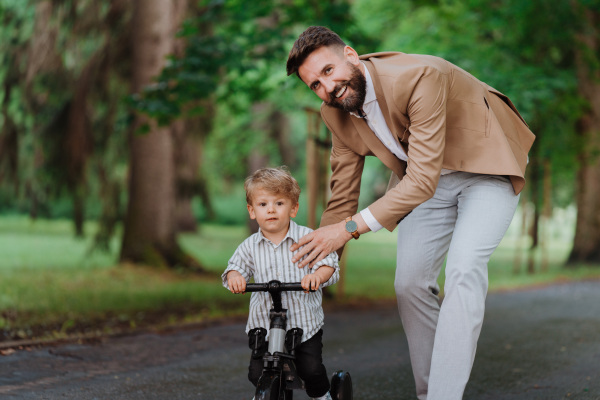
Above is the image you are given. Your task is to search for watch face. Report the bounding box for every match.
[345,220,358,233]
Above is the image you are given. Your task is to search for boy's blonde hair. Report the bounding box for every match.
[245,166,301,205]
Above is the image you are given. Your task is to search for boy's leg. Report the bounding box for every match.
[294,329,331,398]
[248,328,269,386]
[248,353,264,386]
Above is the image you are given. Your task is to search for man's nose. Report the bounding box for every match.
[322,79,336,93]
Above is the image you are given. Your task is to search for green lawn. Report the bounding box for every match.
[0,214,598,342]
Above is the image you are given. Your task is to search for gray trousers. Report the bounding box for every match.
[395,172,519,400]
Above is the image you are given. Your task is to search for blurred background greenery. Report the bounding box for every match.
[1,0,599,341]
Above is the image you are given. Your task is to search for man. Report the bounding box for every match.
[286,26,535,400]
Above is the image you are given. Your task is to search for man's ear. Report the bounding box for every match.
[247,204,256,220]
[344,45,360,65]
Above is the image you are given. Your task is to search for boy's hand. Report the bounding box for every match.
[301,273,322,292]
[227,271,247,294]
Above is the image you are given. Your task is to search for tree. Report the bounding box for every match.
[0,0,132,241]
[120,0,202,269]
[568,3,600,265]
[131,0,364,226]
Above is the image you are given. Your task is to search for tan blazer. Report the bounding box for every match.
[319,52,535,232]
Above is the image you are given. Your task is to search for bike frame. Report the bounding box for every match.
[245,280,308,400]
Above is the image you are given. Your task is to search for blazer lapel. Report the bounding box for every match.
[356,60,407,178]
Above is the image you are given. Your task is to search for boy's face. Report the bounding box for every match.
[247,188,298,239]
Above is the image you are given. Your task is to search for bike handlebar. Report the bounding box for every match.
[245,280,307,293]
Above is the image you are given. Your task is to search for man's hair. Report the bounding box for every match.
[286,26,346,77]
[245,166,301,205]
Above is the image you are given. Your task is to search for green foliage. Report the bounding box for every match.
[0,0,131,239]
[131,0,370,182]
[2,0,597,246]
[351,0,589,210]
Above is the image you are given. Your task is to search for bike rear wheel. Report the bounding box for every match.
[330,370,353,400]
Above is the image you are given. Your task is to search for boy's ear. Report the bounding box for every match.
[247,204,256,220]
[289,202,299,218]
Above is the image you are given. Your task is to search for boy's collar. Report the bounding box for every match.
[254,220,300,244]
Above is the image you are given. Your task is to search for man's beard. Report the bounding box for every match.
[325,62,367,114]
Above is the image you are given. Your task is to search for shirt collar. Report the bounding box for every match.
[254,220,300,245]
[350,62,376,119]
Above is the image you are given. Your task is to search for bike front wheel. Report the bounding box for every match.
[282,387,293,400]
[255,372,281,400]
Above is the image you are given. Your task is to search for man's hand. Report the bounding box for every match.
[290,221,350,268]
[301,273,322,292]
[226,271,247,294]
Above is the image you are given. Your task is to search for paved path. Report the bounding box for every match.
[1,281,599,399]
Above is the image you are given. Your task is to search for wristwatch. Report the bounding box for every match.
[345,217,360,240]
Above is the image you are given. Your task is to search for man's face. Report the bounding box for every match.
[298,46,366,114]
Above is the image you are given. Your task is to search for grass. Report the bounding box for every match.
[1,213,599,342]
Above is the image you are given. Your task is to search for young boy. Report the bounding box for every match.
[222,166,339,400]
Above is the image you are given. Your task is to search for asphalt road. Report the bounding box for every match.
[1,280,599,399]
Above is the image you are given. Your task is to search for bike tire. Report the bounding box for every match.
[330,370,353,400]
[282,388,293,400]
[255,372,281,400]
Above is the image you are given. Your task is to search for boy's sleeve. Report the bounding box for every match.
[312,251,340,288]
[222,239,255,290]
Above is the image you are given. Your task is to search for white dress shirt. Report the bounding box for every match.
[353,63,455,232]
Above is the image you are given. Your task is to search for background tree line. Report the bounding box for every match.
[0,0,598,271]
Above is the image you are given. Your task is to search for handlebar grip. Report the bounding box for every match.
[280,282,305,291]
[244,282,270,292]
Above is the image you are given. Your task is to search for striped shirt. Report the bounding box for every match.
[222,220,340,343]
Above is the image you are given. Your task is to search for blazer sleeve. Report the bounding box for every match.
[319,119,366,228]
[368,66,448,230]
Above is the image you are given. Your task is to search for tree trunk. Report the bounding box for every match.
[527,144,541,274]
[172,119,199,232]
[567,5,600,266]
[172,110,215,232]
[306,109,320,229]
[120,0,203,271]
[271,110,296,168]
[170,0,204,233]
[540,159,552,272]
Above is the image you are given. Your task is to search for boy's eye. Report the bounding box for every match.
[258,202,266,207]
[276,201,284,206]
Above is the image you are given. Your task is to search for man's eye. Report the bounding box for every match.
[311,82,319,90]
[325,67,332,74]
